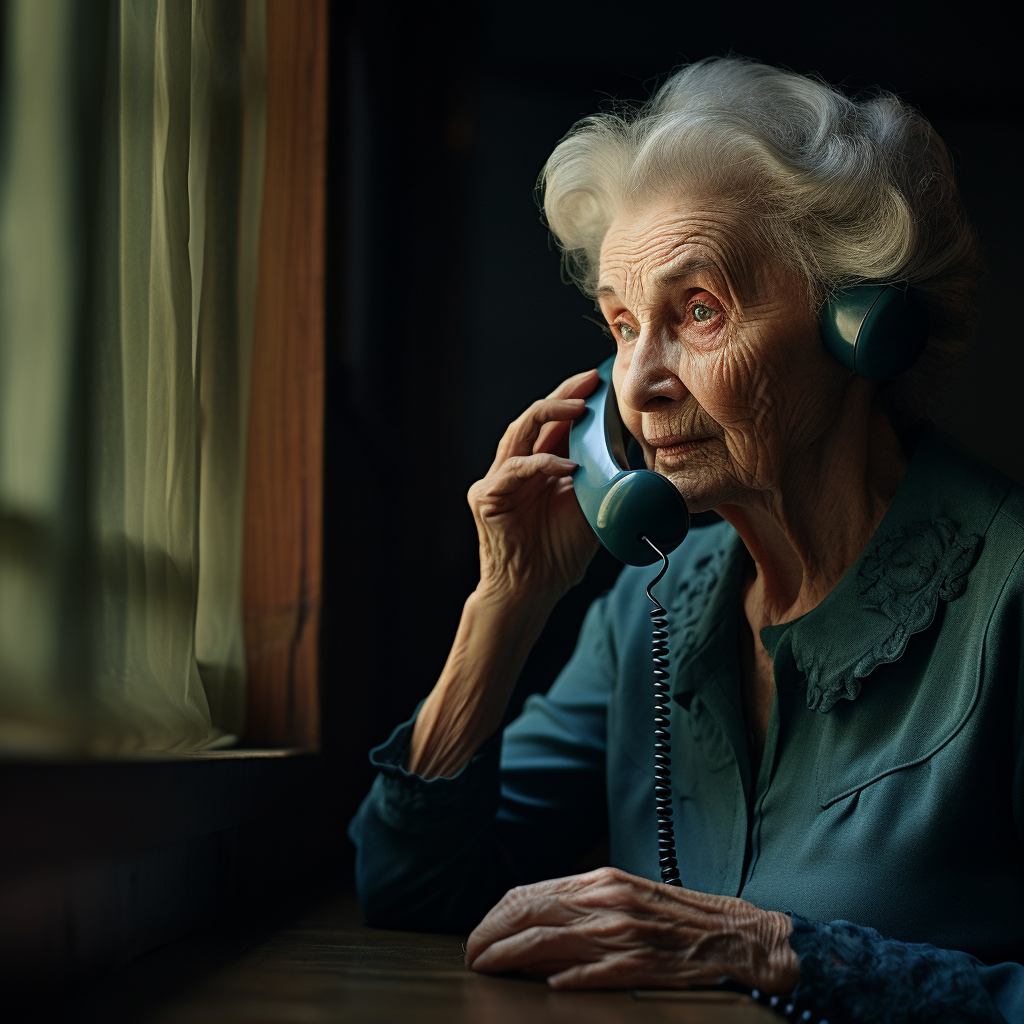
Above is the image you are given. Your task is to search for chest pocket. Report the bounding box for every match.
[813,606,982,809]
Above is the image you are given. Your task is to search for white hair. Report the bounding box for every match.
[539,57,982,416]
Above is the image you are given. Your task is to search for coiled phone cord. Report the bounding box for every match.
[641,534,682,887]
[641,537,822,1021]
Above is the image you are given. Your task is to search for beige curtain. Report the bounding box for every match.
[0,0,265,754]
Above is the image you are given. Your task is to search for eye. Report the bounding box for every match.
[614,322,639,343]
[691,303,718,323]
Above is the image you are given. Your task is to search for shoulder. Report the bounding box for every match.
[943,437,1024,597]
[921,428,1023,541]
[902,428,1024,597]
[991,477,1024,548]
[912,432,1024,734]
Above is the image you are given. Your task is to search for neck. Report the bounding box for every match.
[716,390,910,629]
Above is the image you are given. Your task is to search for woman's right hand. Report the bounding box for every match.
[468,368,601,606]
[407,368,602,779]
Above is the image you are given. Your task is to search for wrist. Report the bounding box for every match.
[464,584,558,678]
[755,910,801,995]
[474,574,564,616]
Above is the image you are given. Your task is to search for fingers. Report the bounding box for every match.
[477,453,577,500]
[533,417,572,458]
[492,369,600,467]
[466,868,774,993]
[493,398,586,467]
[535,369,600,456]
[546,955,649,990]
[465,881,579,965]
[546,367,600,401]
[466,868,632,965]
[546,953,722,990]
[465,868,715,969]
[468,923,598,974]
[547,958,633,990]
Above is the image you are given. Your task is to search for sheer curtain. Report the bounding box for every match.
[0,0,265,754]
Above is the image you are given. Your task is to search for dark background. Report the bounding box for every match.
[321,0,1023,870]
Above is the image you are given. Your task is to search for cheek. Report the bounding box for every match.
[722,315,819,395]
[766,327,849,438]
[687,324,844,474]
[684,340,767,428]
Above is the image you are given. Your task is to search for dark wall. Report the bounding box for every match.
[322,0,1023,864]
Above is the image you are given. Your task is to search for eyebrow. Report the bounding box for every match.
[596,255,728,300]
[658,256,724,288]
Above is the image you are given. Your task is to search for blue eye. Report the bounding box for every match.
[692,303,717,323]
[616,322,639,343]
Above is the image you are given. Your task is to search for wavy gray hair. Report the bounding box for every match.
[539,57,982,417]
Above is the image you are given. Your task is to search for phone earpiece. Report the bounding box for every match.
[819,284,929,382]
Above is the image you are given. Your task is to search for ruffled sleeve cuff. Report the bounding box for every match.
[786,915,1007,1024]
[366,711,502,835]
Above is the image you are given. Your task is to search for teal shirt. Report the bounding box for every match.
[350,428,1024,1019]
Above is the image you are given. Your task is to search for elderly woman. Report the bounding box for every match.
[348,58,1023,1022]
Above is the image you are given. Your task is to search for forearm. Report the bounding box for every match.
[407,585,557,779]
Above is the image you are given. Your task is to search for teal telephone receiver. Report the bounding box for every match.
[566,283,927,889]
[568,356,690,568]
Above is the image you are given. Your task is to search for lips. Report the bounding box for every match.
[645,434,709,448]
[645,434,694,447]
[645,434,711,458]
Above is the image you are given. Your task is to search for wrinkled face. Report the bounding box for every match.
[598,200,848,513]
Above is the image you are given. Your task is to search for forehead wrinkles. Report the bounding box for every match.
[599,207,761,307]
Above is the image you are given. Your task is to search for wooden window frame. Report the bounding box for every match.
[243,0,327,750]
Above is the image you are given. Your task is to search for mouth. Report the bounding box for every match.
[645,434,712,459]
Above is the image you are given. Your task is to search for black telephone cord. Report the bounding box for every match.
[640,535,682,887]
[640,536,825,1021]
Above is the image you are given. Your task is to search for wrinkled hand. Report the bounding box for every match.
[465,867,800,992]
[468,368,600,603]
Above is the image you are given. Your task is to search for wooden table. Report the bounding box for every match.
[59,894,780,1023]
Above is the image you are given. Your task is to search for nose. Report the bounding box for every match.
[615,328,687,413]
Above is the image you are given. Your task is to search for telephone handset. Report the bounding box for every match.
[568,356,690,567]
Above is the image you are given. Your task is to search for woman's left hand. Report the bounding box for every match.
[465,867,800,992]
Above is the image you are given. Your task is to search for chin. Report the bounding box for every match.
[659,466,732,515]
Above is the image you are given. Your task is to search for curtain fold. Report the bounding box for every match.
[195,0,266,737]
[0,0,79,751]
[0,0,265,754]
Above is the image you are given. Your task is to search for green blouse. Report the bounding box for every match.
[350,427,1024,1020]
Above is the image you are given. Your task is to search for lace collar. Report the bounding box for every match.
[747,428,1006,713]
[762,517,981,712]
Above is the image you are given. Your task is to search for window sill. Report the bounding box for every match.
[0,750,328,983]
[0,750,318,872]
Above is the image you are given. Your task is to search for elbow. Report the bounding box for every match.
[353,851,493,934]
[348,791,500,933]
